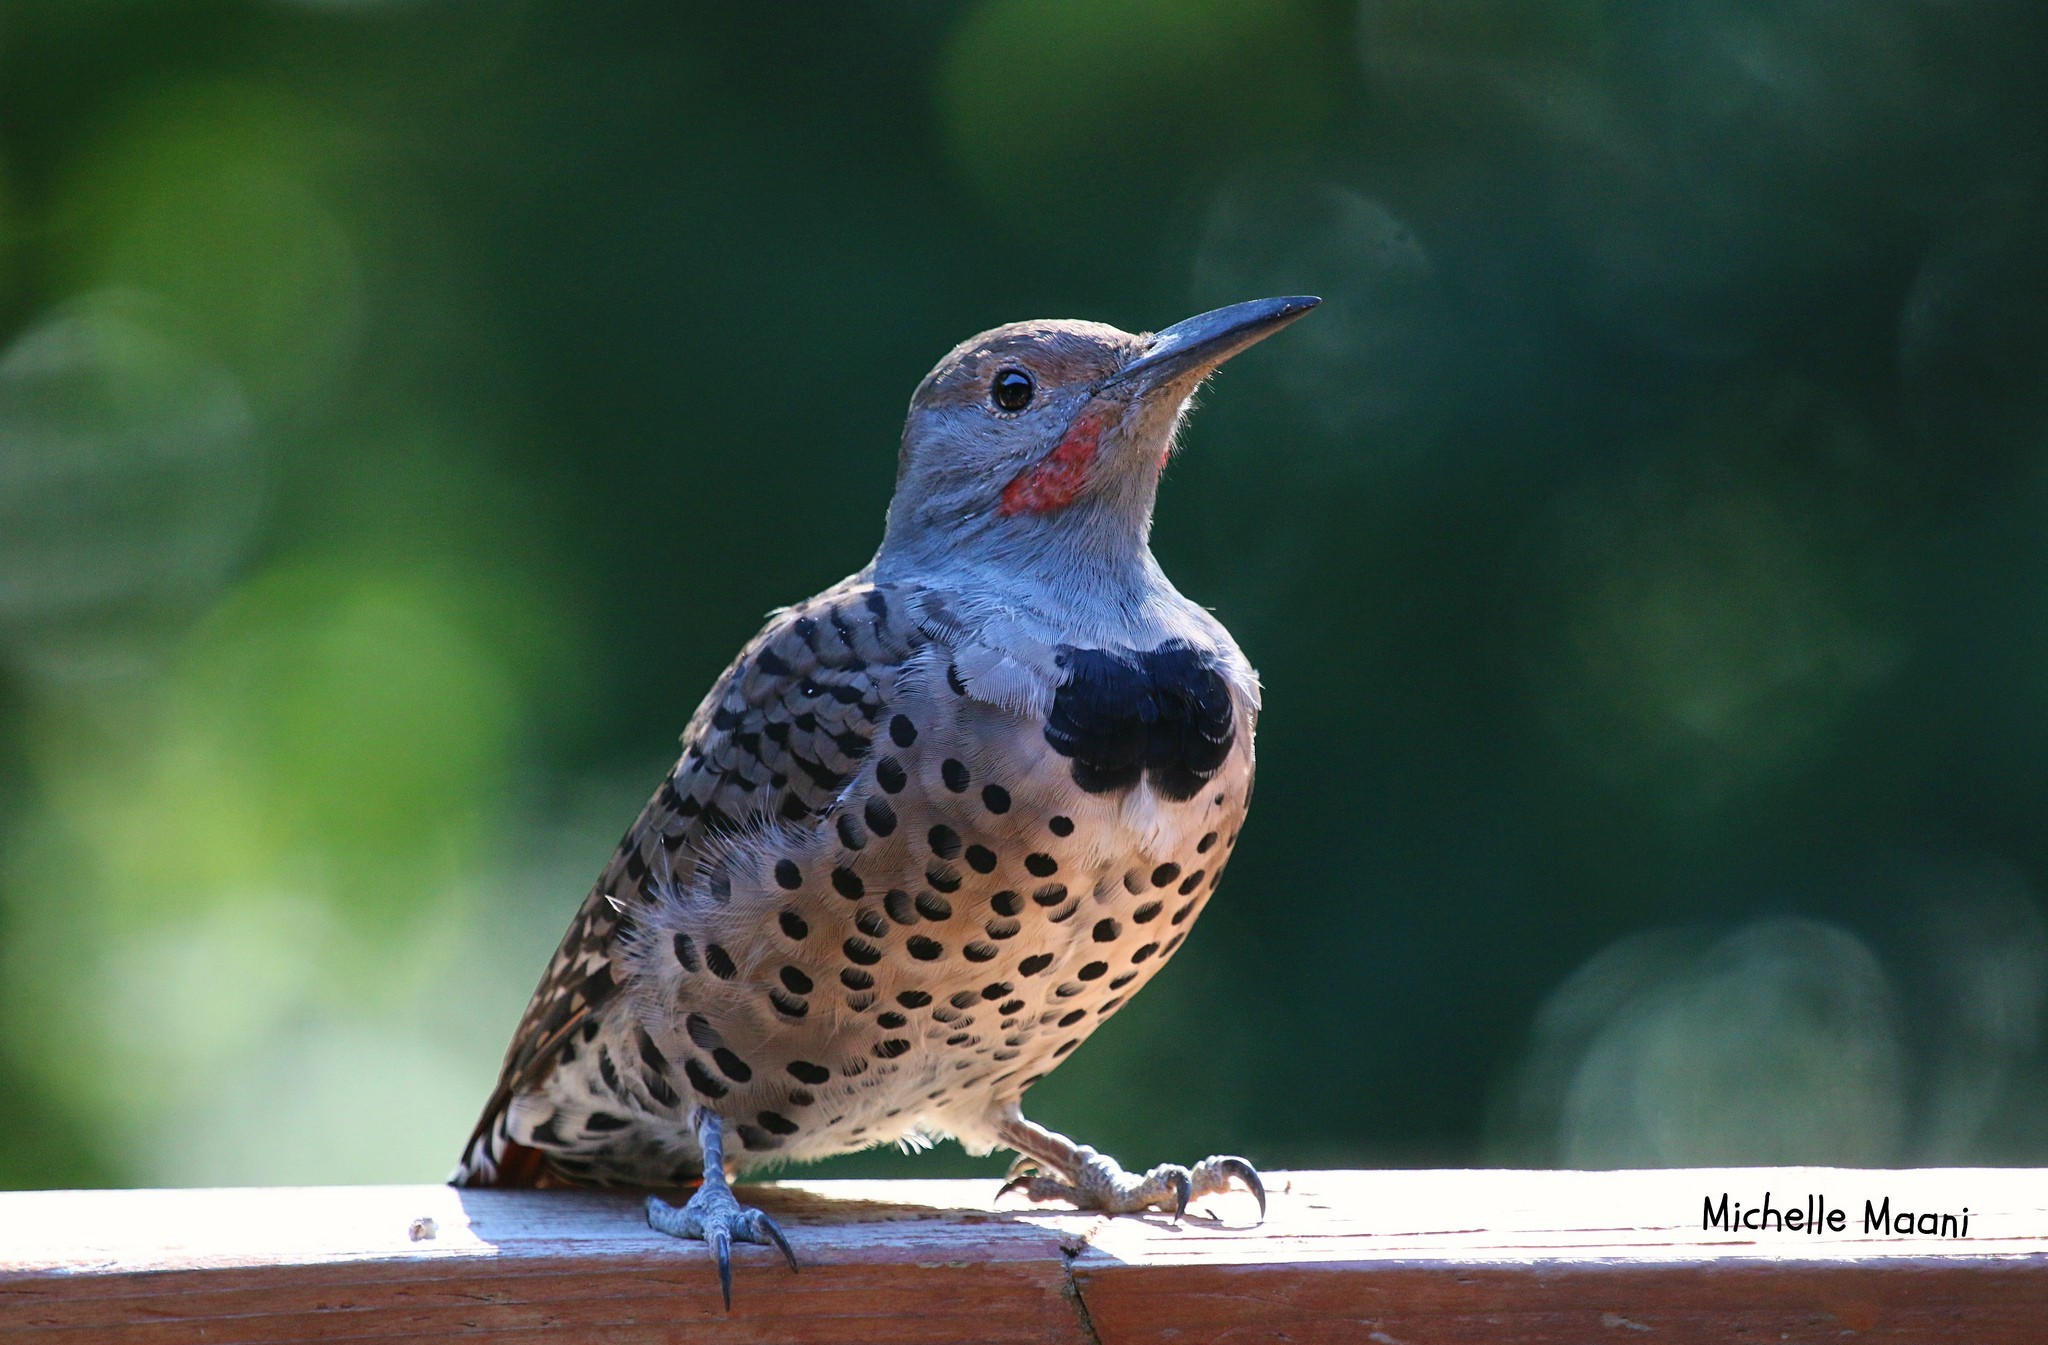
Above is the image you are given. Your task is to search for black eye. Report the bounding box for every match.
[991,367,1035,413]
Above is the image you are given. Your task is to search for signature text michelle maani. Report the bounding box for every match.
[1703,1191,1972,1238]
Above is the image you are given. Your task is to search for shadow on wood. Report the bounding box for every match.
[3,1170,2046,1342]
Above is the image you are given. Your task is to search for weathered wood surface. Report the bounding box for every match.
[3,1169,2046,1342]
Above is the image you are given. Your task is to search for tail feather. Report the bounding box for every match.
[450,1087,566,1189]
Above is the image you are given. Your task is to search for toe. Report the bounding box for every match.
[710,1226,734,1309]
[743,1209,801,1272]
[1189,1155,1267,1221]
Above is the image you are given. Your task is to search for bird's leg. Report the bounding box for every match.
[645,1108,798,1308]
[993,1107,1265,1221]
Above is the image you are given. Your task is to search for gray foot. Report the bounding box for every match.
[646,1110,797,1308]
[999,1142,1267,1220]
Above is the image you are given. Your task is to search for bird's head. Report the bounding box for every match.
[876,297,1317,583]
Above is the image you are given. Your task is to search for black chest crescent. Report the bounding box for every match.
[1043,641,1236,801]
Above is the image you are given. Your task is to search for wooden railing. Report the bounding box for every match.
[4,1169,2046,1342]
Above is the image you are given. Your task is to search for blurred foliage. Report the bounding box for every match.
[2,0,2048,1192]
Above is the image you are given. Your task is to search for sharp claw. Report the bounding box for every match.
[711,1227,733,1310]
[1170,1170,1192,1220]
[1004,1153,1040,1182]
[1216,1157,1267,1220]
[756,1213,800,1273]
[996,1174,1033,1202]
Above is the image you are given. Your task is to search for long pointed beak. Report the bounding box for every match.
[1103,295,1320,391]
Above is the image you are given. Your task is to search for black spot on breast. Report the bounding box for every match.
[1132,901,1162,924]
[941,759,970,792]
[1077,961,1108,981]
[854,909,888,938]
[876,758,908,793]
[889,714,918,747]
[874,1038,911,1059]
[713,1047,753,1082]
[684,1058,726,1099]
[1152,863,1181,888]
[705,944,737,979]
[757,1110,800,1135]
[837,813,868,850]
[897,989,932,1007]
[840,967,874,990]
[1178,869,1206,895]
[1197,831,1218,853]
[734,1123,781,1150]
[982,784,1011,813]
[832,866,865,900]
[1032,883,1067,906]
[1043,641,1235,800]
[986,918,1020,939]
[991,890,1023,916]
[1025,853,1058,878]
[927,864,963,893]
[885,889,918,924]
[585,1111,630,1132]
[1093,918,1121,942]
[963,941,999,962]
[774,859,803,890]
[1131,942,1159,963]
[914,891,953,921]
[673,932,701,971]
[1110,970,1140,989]
[779,911,808,940]
[877,1010,907,1029]
[927,824,962,859]
[964,845,997,874]
[1048,815,1075,837]
[864,797,898,837]
[1059,1009,1086,1027]
[1018,953,1053,976]
[906,935,944,961]
[686,1014,720,1049]
[780,966,814,994]
[789,1060,831,1084]
[769,989,809,1017]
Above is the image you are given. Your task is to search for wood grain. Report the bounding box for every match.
[3,1170,2045,1343]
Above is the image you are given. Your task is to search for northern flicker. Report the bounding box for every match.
[453,295,1319,1303]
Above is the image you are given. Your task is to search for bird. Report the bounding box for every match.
[452,295,1319,1306]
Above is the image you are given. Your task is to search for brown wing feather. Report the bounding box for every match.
[454,574,926,1185]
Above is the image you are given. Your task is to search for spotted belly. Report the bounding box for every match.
[510,679,1251,1184]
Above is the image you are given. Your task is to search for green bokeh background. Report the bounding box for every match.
[4,0,2048,1191]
